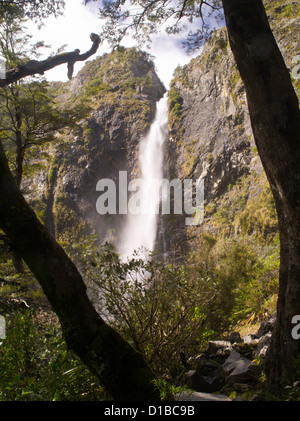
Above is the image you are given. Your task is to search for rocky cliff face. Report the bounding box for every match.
[23,48,166,246]
[168,28,253,199]
[164,0,300,256]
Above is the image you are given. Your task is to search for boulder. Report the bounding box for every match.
[243,334,259,344]
[182,317,275,394]
[183,365,225,393]
[253,312,276,339]
[228,332,242,344]
[202,340,233,364]
[204,340,233,355]
[223,350,261,385]
[254,332,272,361]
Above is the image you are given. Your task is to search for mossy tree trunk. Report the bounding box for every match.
[0,140,160,401]
[222,0,300,392]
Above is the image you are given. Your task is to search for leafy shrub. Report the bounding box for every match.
[186,234,279,327]
[80,233,279,379]
[168,87,183,119]
[0,309,106,401]
[85,243,216,379]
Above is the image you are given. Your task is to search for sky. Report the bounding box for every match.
[25,0,202,89]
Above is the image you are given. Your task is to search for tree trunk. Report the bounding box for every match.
[0,141,160,401]
[14,106,23,188]
[10,107,25,274]
[11,249,24,274]
[222,0,300,392]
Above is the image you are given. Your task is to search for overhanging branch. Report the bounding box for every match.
[0,33,101,87]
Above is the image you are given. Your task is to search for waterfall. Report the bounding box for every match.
[118,94,169,260]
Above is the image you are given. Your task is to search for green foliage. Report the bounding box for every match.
[186,171,279,326]
[83,76,111,99]
[53,194,90,244]
[0,11,91,195]
[0,309,106,401]
[215,37,228,51]
[84,243,215,379]
[267,1,300,19]
[153,378,189,401]
[168,83,185,148]
[80,231,279,382]
[96,0,223,52]
[181,139,199,177]
[187,234,279,327]
[209,173,278,242]
[0,1,65,22]
[0,76,90,189]
[168,86,183,119]
[0,230,279,399]
[47,155,58,184]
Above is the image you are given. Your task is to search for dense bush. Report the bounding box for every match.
[0,309,107,401]
[186,234,279,329]
[83,237,278,380]
[85,243,215,379]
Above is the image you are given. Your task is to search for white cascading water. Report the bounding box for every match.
[118,94,169,261]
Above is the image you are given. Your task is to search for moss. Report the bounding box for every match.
[207,172,278,244]
[83,77,111,99]
[52,194,90,244]
[47,155,58,184]
[205,202,216,216]
[168,86,183,118]
[229,70,242,106]
[215,37,229,52]
[168,86,184,125]
[167,84,185,153]
[83,127,95,142]
[270,2,300,19]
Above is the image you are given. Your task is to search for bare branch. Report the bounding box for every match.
[0,33,101,87]
[179,0,189,19]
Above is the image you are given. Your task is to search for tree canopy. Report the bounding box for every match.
[0,0,65,21]
[93,0,223,51]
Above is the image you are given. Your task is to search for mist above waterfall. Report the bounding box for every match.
[118,94,169,260]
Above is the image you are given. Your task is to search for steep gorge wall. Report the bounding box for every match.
[164,0,300,257]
